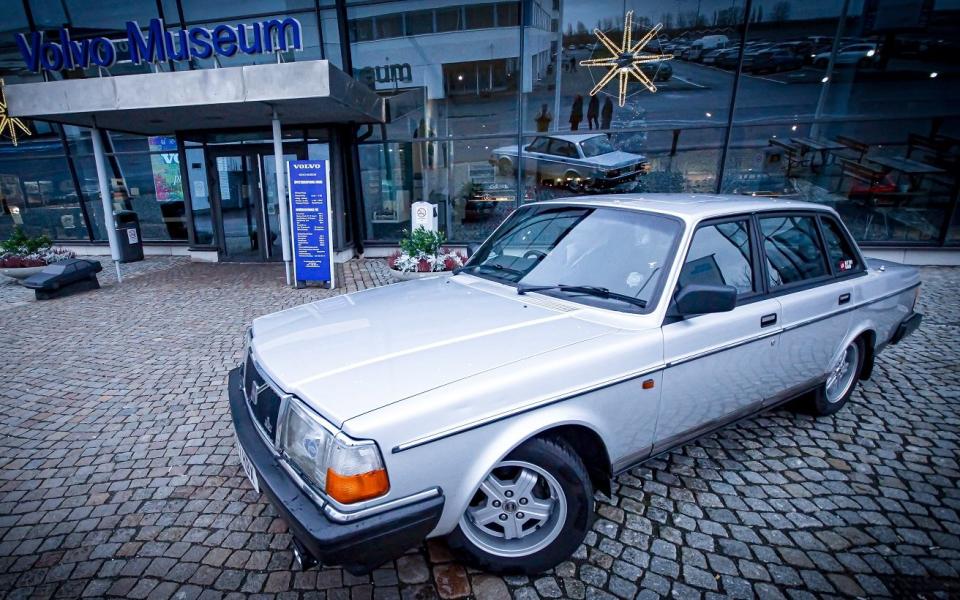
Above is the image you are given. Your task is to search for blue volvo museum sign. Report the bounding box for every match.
[16,17,302,73]
[288,160,335,288]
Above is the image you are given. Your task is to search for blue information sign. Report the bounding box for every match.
[287,160,334,287]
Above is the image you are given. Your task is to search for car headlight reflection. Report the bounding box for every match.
[280,399,390,504]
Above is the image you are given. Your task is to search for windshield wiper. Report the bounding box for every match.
[454,263,524,276]
[517,283,647,308]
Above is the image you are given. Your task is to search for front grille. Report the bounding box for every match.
[243,353,284,442]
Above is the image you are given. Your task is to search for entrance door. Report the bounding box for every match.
[209,145,303,261]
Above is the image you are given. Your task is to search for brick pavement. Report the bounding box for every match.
[0,260,958,599]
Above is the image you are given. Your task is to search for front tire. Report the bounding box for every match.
[805,338,865,416]
[497,158,515,176]
[447,437,593,574]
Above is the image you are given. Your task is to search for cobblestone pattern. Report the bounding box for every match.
[0,256,189,311]
[1,262,958,600]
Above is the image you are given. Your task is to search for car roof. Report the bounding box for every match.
[532,193,834,222]
[537,133,606,143]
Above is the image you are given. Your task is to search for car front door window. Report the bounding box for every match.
[678,220,755,296]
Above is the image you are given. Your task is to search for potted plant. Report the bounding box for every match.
[387,226,467,281]
[0,227,76,280]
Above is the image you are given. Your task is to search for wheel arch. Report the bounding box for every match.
[433,414,615,536]
[536,424,612,497]
[855,328,877,380]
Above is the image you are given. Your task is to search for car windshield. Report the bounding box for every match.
[43,264,67,274]
[460,205,681,313]
[579,136,616,158]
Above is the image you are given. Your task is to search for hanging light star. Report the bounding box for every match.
[580,12,673,107]
[0,79,32,147]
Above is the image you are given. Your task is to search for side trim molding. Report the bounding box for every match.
[392,363,665,453]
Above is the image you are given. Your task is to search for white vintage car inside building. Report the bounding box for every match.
[230,194,922,575]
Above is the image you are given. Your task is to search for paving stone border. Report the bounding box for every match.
[1,261,958,599]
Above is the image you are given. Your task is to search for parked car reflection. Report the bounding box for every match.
[491,134,648,192]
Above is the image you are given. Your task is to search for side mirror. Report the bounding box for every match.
[675,284,738,316]
[466,243,481,258]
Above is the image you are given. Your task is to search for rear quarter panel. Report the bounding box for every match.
[847,259,921,351]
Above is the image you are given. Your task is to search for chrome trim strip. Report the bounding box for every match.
[392,363,665,453]
[324,488,442,522]
[665,328,781,368]
[781,282,921,332]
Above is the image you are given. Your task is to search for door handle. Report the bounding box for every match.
[838,293,851,305]
[760,313,778,328]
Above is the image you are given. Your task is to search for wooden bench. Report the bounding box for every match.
[831,135,870,163]
[836,158,888,194]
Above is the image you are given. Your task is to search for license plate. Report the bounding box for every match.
[236,437,260,494]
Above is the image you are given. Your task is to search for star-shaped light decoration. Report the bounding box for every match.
[0,79,31,147]
[580,12,673,107]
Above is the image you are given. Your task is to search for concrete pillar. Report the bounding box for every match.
[90,125,122,282]
[272,110,293,285]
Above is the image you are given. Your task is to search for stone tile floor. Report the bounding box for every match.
[0,259,958,600]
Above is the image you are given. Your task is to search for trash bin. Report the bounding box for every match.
[115,210,144,263]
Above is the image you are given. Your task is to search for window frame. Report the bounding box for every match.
[815,214,867,280]
[754,210,836,296]
[675,215,765,305]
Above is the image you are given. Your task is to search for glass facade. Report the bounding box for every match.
[1,0,957,254]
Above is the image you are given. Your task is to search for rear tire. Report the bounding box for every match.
[447,437,594,575]
[804,338,865,416]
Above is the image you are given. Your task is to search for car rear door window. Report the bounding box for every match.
[548,140,577,158]
[679,220,755,295]
[760,215,828,288]
[820,217,860,274]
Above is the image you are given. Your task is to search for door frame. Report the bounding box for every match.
[206,143,307,261]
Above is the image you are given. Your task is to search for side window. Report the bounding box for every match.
[760,215,828,288]
[548,140,577,158]
[527,137,549,153]
[820,217,860,274]
[679,220,754,295]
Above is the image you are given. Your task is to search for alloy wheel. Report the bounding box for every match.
[825,343,859,403]
[459,460,567,558]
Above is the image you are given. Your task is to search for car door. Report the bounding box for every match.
[545,139,578,183]
[523,137,550,179]
[758,213,856,401]
[655,217,782,452]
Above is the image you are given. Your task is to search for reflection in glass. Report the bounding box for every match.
[0,140,90,242]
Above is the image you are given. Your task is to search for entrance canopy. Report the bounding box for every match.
[4,60,385,135]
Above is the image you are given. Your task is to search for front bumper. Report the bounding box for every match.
[228,368,444,574]
[891,311,922,345]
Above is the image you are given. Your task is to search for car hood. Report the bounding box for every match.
[250,276,616,426]
[589,151,647,167]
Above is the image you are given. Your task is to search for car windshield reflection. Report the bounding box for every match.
[462,205,681,313]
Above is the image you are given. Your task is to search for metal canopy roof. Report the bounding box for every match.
[4,60,385,135]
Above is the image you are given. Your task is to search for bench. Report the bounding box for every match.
[831,135,870,163]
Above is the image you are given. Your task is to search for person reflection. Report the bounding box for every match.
[587,95,600,130]
[601,97,614,131]
[569,95,583,131]
[534,104,552,132]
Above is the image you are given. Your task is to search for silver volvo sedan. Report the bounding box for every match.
[229,195,922,575]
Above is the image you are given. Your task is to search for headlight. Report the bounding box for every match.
[280,400,389,504]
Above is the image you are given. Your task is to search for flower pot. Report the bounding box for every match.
[389,269,454,282]
[1,266,46,280]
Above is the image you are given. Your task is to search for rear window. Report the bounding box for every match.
[820,217,860,274]
[760,215,828,288]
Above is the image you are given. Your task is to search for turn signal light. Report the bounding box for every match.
[326,468,390,503]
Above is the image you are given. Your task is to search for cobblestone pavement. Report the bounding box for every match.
[0,256,189,310]
[1,261,958,600]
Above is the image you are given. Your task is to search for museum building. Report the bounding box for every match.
[0,0,957,266]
